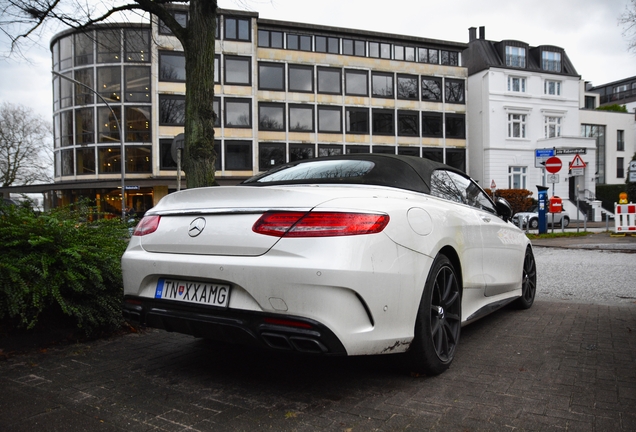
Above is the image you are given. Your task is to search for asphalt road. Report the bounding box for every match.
[534,247,636,305]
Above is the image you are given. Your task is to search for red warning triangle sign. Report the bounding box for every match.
[570,154,587,169]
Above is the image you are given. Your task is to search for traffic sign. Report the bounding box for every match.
[535,148,555,168]
[547,174,559,184]
[490,179,497,190]
[545,156,562,174]
[570,154,587,169]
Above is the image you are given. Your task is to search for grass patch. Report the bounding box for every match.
[526,231,595,240]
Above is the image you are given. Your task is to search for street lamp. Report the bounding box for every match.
[52,71,126,220]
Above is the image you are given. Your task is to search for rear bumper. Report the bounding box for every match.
[123,296,347,355]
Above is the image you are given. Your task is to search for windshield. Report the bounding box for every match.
[250,160,375,183]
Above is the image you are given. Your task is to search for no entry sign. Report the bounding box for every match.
[544,156,562,174]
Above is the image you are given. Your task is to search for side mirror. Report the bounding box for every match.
[495,197,513,222]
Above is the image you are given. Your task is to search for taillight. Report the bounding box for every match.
[252,212,389,237]
[132,215,161,236]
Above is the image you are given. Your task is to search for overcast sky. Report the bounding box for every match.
[0,0,634,122]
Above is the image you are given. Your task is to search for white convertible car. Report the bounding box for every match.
[122,154,536,375]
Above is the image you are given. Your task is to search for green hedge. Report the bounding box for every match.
[0,201,130,335]
[596,184,631,211]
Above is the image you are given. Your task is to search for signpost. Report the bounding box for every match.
[630,160,636,183]
[544,156,562,174]
[569,154,586,177]
[535,148,555,168]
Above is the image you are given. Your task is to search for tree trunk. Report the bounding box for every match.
[183,0,217,188]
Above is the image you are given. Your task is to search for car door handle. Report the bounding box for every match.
[481,216,491,223]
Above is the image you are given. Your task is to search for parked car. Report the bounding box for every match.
[512,205,570,229]
[121,154,536,376]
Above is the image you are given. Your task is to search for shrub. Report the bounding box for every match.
[0,201,129,336]
[484,188,535,215]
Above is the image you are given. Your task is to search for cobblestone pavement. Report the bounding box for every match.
[1,298,635,431]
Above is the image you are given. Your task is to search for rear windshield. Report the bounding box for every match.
[251,160,375,183]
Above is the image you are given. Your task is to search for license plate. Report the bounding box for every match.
[155,279,230,308]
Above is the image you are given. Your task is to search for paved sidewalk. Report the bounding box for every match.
[530,230,636,252]
[1,298,635,431]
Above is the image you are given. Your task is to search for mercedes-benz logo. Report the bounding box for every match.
[188,217,206,237]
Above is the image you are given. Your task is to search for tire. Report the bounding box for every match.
[561,217,570,228]
[407,254,461,376]
[513,247,536,310]
[529,218,539,229]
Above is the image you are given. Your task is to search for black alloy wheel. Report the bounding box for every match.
[513,246,536,309]
[529,218,539,229]
[408,254,461,376]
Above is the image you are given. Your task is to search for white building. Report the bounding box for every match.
[463,27,595,217]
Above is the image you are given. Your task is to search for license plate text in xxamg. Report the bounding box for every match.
[155,279,230,307]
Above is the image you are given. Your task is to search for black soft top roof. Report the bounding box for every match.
[240,154,467,194]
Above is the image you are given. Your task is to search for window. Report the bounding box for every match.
[617,157,625,178]
[584,96,596,109]
[421,77,442,101]
[288,64,313,93]
[372,109,394,135]
[258,62,285,90]
[397,74,418,99]
[76,147,95,175]
[505,46,526,68]
[75,108,94,144]
[422,148,443,162]
[345,70,368,96]
[507,114,526,138]
[225,98,251,128]
[60,110,73,146]
[214,55,220,83]
[445,79,465,103]
[224,56,251,85]
[318,144,343,157]
[345,108,369,134]
[97,67,121,103]
[544,116,561,138]
[343,39,365,56]
[431,170,494,212]
[97,29,120,63]
[59,36,72,70]
[98,147,121,173]
[159,51,186,82]
[368,42,391,59]
[317,106,342,133]
[126,146,152,173]
[372,72,393,98]
[398,110,419,136]
[440,51,459,66]
[125,106,151,142]
[346,145,370,154]
[445,114,466,139]
[446,149,466,172]
[74,69,94,105]
[581,124,606,183]
[544,80,561,96]
[97,106,121,143]
[617,130,625,151]
[418,48,438,64]
[290,144,314,161]
[287,34,311,51]
[60,72,72,108]
[259,143,286,171]
[317,67,341,94]
[124,66,151,102]
[507,76,526,93]
[315,36,339,54]
[508,166,527,189]
[160,139,177,169]
[398,146,420,157]
[224,17,250,41]
[159,95,186,125]
[74,32,93,66]
[213,97,221,127]
[289,105,314,132]
[258,30,283,48]
[395,45,415,62]
[159,10,188,35]
[124,29,150,62]
[542,51,561,72]
[258,103,285,131]
[372,145,395,154]
[421,112,443,137]
[61,149,74,176]
[225,141,252,170]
